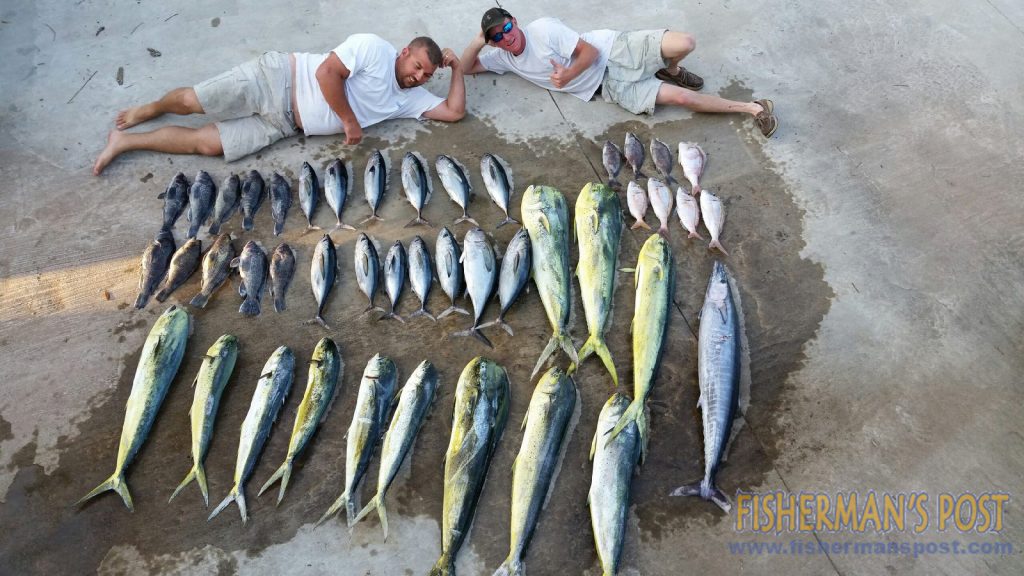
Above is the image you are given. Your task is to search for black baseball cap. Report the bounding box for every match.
[481,7,513,36]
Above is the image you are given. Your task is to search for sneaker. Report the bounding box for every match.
[754,99,777,138]
[655,66,704,90]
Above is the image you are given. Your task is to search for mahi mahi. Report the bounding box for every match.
[259,337,343,504]
[75,305,192,511]
[521,185,577,377]
[428,357,510,576]
[494,366,579,576]
[571,182,622,386]
[208,345,295,523]
[169,334,239,506]
[352,360,439,539]
[589,393,641,576]
[670,261,740,512]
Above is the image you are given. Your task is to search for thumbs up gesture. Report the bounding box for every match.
[549,58,571,89]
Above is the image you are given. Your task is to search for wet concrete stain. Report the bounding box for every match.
[0,104,830,574]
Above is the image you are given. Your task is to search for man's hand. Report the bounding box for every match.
[549,59,573,89]
[441,48,461,72]
[471,30,487,50]
[344,121,363,145]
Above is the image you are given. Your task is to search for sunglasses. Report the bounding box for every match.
[490,21,514,43]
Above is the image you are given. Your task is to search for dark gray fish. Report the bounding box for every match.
[209,173,240,235]
[270,172,292,236]
[408,236,435,321]
[325,159,356,231]
[455,228,497,347]
[624,132,646,179]
[269,243,296,313]
[231,240,267,317]
[602,141,625,189]
[380,241,406,322]
[480,153,518,227]
[240,170,266,231]
[670,261,741,512]
[435,227,468,319]
[362,149,388,224]
[401,151,432,227]
[354,233,383,314]
[187,171,216,238]
[650,138,675,186]
[435,154,477,226]
[310,235,337,328]
[190,233,234,309]
[159,172,190,231]
[299,162,319,230]
[135,229,176,309]
[482,227,531,336]
[155,237,202,303]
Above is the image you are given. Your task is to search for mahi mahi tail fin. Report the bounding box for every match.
[572,334,618,386]
[531,331,577,379]
[257,459,293,505]
[208,485,247,523]
[316,490,349,527]
[75,471,133,511]
[352,493,391,540]
[607,398,649,463]
[493,554,525,576]
[669,477,732,512]
[428,554,455,576]
[169,463,209,506]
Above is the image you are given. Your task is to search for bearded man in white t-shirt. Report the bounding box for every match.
[461,8,777,138]
[93,35,466,175]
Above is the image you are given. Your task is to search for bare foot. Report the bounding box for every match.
[93,130,126,175]
[116,105,151,130]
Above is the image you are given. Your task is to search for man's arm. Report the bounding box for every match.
[423,49,467,122]
[549,38,599,89]
[460,31,491,75]
[315,52,363,145]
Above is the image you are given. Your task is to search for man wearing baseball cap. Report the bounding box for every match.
[461,8,777,137]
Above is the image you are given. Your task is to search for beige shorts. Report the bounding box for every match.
[193,51,298,162]
[601,30,669,115]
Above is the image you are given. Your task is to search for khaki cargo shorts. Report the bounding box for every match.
[193,51,298,162]
[601,30,669,115]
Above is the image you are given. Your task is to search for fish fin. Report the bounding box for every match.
[334,222,357,231]
[315,315,331,329]
[377,312,405,324]
[530,334,561,379]
[697,392,704,409]
[607,398,649,463]
[538,213,550,233]
[709,239,730,256]
[239,297,260,317]
[558,332,578,366]
[575,334,618,387]
[669,479,732,512]
[359,214,383,225]
[229,257,241,268]
[75,471,133,511]
[520,410,529,431]
[410,307,436,322]
[404,216,432,228]
[493,556,524,576]
[169,463,208,507]
[437,305,469,319]
[658,224,670,239]
[158,191,167,199]
[207,485,245,523]
[189,292,210,308]
[361,304,386,316]
[274,293,287,312]
[134,292,149,309]
[634,168,646,179]
[427,555,454,576]
[688,230,704,240]
[316,490,348,527]
[453,215,479,227]
[242,216,254,231]
[208,222,221,235]
[479,317,513,336]
[496,215,519,228]
[452,327,493,348]
[256,461,291,505]
[631,219,651,230]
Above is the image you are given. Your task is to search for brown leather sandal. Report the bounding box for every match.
[754,99,777,138]
[655,66,704,90]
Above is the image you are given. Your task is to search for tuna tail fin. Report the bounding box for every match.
[242,216,254,231]
[353,494,391,540]
[437,305,470,319]
[630,219,651,231]
[479,315,513,336]
[404,216,432,228]
[208,485,247,523]
[75,471,133,511]
[189,291,210,309]
[709,239,730,256]
[208,221,221,235]
[607,398,649,462]
[573,334,618,387]
[658,223,670,239]
[454,214,479,227]
[410,306,436,322]
[496,215,520,228]
[493,555,525,576]
[361,304,387,316]
[453,327,493,348]
[257,460,293,506]
[333,221,358,231]
[316,490,348,527]
[377,311,406,324]
[169,463,209,506]
[687,229,704,240]
[359,213,383,225]
[274,294,287,313]
[239,297,261,317]
[669,478,732,512]
[427,555,454,576]
[134,292,150,310]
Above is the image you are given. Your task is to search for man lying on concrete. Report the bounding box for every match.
[461,8,777,137]
[93,34,466,175]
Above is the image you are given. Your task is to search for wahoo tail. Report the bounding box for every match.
[257,460,294,505]
[607,398,649,462]
[75,471,133,511]
[573,334,618,386]
[669,477,732,512]
[169,463,209,506]
[208,485,247,523]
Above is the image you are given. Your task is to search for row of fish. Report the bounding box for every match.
[603,132,704,193]
[154,151,517,240]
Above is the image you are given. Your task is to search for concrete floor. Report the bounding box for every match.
[1,0,1022,575]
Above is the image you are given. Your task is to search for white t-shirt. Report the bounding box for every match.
[478,18,617,101]
[293,34,445,136]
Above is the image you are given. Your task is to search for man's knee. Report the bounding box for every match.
[663,31,696,58]
[195,126,223,156]
[180,88,204,114]
[680,33,696,54]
